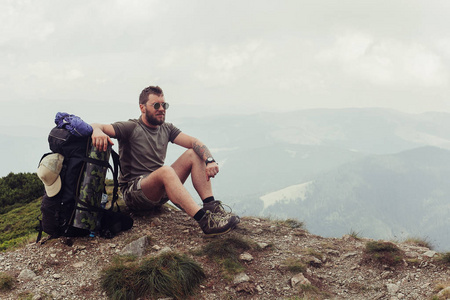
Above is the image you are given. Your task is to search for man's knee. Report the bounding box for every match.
[184,149,203,164]
[157,165,179,180]
[181,149,195,159]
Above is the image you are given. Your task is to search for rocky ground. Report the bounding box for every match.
[0,205,450,299]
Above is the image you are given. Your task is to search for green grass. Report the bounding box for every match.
[0,198,41,251]
[439,252,450,264]
[364,241,404,267]
[0,272,14,291]
[275,218,305,229]
[17,293,34,300]
[348,229,362,240]
[283,258,306,273]
[100,251,205,300]
[200,235,252,277]
[403,236,433,249]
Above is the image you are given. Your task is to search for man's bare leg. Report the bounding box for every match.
[171,149,213,200]
[140,153,239,236]
[139,165,201,217]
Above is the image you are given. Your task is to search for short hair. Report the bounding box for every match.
[139,86,164,105]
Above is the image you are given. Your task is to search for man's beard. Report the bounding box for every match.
[145,110,165,126]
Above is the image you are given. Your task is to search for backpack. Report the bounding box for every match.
[37,114,133,242]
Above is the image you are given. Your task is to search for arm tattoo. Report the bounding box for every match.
[193,141,212,160]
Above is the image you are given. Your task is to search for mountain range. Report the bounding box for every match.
[3,108,450,250]
[173,108,450,251]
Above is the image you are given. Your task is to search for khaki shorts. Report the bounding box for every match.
[121,175,169,210]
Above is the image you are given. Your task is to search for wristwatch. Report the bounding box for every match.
[205,157,216,165]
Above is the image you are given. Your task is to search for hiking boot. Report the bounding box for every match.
[203,200,239,220]
[198,210,240,237]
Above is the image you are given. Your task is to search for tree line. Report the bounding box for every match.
[0,172,44,214]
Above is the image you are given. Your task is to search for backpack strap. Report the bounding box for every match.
[36,217,43,243]
[83,156,110,168]
[109,149,121,211]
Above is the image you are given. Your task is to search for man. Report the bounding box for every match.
[91,85,239,236]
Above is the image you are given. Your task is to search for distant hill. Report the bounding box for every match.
[4,108,450,250]
[258,146,450,251]
[180,108,450,155]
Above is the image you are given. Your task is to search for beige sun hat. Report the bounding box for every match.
[37,153,64,197]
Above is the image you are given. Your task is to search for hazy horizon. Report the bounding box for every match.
[2,0,450,138]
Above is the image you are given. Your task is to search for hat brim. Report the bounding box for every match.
[44,176,62,197]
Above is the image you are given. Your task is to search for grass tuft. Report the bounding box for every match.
[276,218,304,229]
[283,258,306,273]
[348,229,362,240]
[363,241,404,267]
[0,272,15,291]
[439,252,450,264]
[201,235,252,276]
[100,251,205,300]
[403,236,433,249]
[202,236,251,259]
[17,292,34,300]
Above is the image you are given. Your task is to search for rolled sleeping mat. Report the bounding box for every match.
[72,144,111,232]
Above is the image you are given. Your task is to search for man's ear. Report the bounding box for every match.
[139,103,145,114]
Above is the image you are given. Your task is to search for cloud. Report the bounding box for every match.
[157,40,274,88]
[437,39,450,59]
[317,31,448,88]
[2,0,450,119]
[0,0,54,46]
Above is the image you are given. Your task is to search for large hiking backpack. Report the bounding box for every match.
[37,114,133,242]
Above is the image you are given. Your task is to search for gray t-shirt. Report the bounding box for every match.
[111,117,181,186]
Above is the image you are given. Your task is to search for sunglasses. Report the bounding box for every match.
[149,102,170,110]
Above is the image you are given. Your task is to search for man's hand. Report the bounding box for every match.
[91,127,114,152]
[206,162,219,181]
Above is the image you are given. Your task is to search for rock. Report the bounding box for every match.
[235,282,257,294]
[18,269,37,281]
[239,252,254,262]
[308,256,322,267]
[386,283,399,295]
[121,236,149,257]
[291,273,311,287]
[423,250,436,258]
[326,249,340,256]
[405,251,418,258]
[342,234,356,241]
[233,273,250,285]
[72,262,86,268]
[53,274,61,279]
[151,217,162,226]
[159,246,172,255]
[257,242,269,249]
[343,252,358,259]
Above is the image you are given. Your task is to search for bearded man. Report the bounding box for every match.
[91,86,239,236]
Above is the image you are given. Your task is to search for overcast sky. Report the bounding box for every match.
[2,0,450,138]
